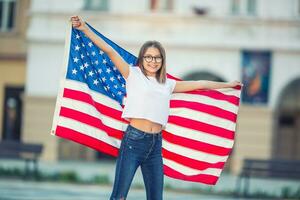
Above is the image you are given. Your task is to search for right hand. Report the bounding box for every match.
[70,15,87,31]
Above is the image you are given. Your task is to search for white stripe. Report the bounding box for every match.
[214,88,241,98]
[162,140,229,164]
[171,93,238,114]
[64,79,123,111]
[51,22,72,136]
[60,97,128,131]
[58,116,122,148]
[170,107,236,131]
[165,123,234,148]
[163,158,222,177]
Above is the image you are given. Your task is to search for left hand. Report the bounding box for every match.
[229,80,243,87]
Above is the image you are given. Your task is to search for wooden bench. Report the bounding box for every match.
[0,140,43,179]
[235,159,300,197]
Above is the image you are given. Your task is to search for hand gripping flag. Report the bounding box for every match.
[51,22,242,185]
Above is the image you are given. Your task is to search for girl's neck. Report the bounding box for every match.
[146,72,156,77]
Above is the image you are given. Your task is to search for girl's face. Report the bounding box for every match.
[142,47,162,76]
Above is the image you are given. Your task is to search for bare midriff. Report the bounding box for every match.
[129,118,162,134]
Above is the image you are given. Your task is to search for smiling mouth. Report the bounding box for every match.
[148,65,158,68]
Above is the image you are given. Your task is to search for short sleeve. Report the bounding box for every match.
[125,66,140,82]
[167,78,176,94]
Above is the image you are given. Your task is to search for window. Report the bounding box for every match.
[230,0,256,16]
[231,0,240,15]
[0,0,17,32]
[84,0,109,11]
[298,0,300,16]
[150,0,173,12]
[246,0,256,15]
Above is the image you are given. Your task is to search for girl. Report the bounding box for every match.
[71,16,242,200]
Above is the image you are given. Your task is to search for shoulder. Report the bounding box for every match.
[130,66,142,74]
[126,66,142,81]
[166,78,177,93]
[166,78,176,85]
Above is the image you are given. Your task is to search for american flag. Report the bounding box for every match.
[51,22,242,185]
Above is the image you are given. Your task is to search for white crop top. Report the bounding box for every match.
[121,66,176,128]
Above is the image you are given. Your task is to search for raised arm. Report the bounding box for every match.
[173,80,243,93]
[70,15,129,79]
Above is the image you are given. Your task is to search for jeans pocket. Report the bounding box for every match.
[126,130,145,140]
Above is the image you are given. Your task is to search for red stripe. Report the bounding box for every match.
[163,131,232,156]
[186,90,240,106]
[55,126,119,157]
[163,165,219,185]
[63,88,126,122]
[170,99,237,122]
[59,107,124,140]
[167,74,181,81]
[162,148,225,170]
[168,115,235,140]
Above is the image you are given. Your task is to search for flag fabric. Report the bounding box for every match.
[51,22,242,185]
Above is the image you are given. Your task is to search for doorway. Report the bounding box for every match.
[273,78,300,160]
[1,86,24,141]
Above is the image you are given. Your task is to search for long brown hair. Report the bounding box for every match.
[136,41,167,84]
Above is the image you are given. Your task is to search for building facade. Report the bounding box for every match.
[9,0,300,174]
[0,0,30,143]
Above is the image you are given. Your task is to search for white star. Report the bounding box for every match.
[79,65,84,70]
[110,77,115,82]
[101,77,106,82]
[117,75,121,80]
[99,50,104,55]
[84,74,87,79]
[107,85,110,90]
[98,69,102,74]
[106,68,111,73]
[113,66,117,71]
[104,86,108,91]
[75,45,80,51]
[88,71,94,77]
[117,91,122,96]
[88,42,93,47]
[81,43,85,47]
[94,60,99,65]
[103,59,107,64]
[76,34,80,39]
[114,84,118,89]
[87,52,89,56]
[112,93,115,97]
[122,83,125,88]
[93,79,99,85]
[84,62,89,68]
[91,51,96,56]
[81,54,85,59]
[72,68,77,75]
[73,57,79,63]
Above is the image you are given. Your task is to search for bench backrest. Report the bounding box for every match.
[0,141,43,159]
[242,159,300,179]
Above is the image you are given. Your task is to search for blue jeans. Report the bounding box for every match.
[110,124,163,200]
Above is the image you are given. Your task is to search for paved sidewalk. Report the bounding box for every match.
[0,179,237,200]
[0,159,299,199]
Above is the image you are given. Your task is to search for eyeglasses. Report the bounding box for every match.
[143,55,162,63]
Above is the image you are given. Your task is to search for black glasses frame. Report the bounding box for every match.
[143,55,162,63]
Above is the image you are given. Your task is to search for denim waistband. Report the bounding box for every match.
[127,124,162,136]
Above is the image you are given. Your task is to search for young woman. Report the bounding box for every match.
[71,15,242,200]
